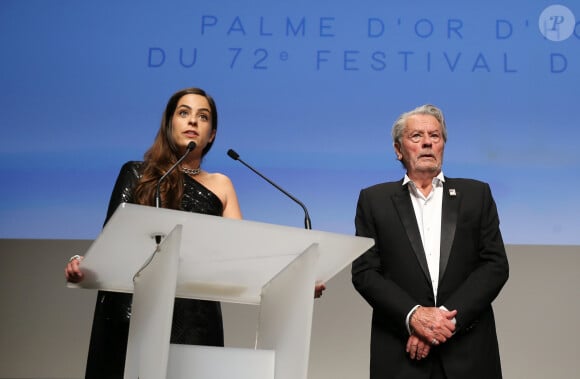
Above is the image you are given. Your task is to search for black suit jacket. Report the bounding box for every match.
[352,177,508,379]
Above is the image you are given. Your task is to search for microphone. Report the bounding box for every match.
[155,141,196,208]
[227,149,312,229]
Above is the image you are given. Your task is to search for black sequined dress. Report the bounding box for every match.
[85,161,224,379]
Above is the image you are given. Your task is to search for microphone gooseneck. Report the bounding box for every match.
[227,148,312,229]
[155,141,197,208]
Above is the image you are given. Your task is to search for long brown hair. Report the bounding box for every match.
[134,87,218,208]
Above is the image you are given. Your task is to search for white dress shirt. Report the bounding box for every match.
[404,172,446,334]
[404,172,445,301]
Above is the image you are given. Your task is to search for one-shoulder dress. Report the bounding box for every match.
[85,161,224,379]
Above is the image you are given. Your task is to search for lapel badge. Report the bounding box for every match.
[449,188,456,196]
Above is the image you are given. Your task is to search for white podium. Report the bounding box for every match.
[70,203,374,379]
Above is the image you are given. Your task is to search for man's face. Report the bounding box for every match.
[395,114,445,177]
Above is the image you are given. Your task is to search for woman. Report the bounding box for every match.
[65,87,242,378]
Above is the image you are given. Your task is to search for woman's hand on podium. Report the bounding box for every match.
[65,255,84,283]
[314,282,326,298]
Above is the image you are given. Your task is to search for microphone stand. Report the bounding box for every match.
[227,149,312,229]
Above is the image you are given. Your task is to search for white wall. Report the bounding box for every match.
[0,239,578,378]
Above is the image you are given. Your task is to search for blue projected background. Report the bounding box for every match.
[1,1,579,245]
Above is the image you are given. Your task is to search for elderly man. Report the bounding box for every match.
[352,104,508,379]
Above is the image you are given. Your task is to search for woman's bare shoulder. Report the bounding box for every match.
[203,171,234,186]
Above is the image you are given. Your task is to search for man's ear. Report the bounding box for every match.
[394,143,402,160]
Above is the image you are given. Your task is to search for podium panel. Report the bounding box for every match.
[167,345,275,379]
[257,243,319,379]
[124,225,182,379]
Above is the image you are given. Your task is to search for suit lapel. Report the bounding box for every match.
[440,179,459,281]
[391,184,432,283]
